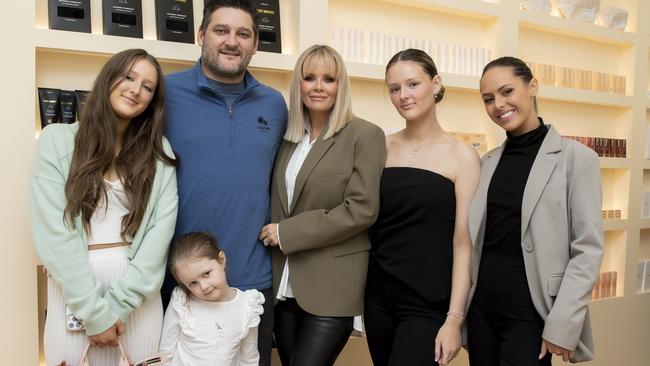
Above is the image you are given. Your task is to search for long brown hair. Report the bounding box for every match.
[64,48,176,239]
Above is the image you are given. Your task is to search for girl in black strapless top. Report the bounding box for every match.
[364,49,480,366]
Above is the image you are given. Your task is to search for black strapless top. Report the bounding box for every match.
[370,167,456,302]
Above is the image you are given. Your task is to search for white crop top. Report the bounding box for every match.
[88,179,133,245]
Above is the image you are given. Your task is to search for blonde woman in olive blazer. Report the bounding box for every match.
[258,45,386,366]
[467,57,604,365]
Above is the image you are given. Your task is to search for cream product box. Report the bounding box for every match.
[645,126,650,159]
[102,0,143,38]
[48,0,91,33]
[155,0,195,44]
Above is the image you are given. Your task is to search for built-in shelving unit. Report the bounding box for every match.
[16,0,650,365]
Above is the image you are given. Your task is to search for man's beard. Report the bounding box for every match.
[202,45,250,79]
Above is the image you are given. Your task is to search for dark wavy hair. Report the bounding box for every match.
[201,0,258,37]
[64,48,176,240]
[385,48,446,103]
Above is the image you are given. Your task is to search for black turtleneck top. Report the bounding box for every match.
[483,119,548,259]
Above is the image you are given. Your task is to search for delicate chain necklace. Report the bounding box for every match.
[408,139,423,155]
[209,288,235,331]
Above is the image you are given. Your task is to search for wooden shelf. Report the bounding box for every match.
[518,10,637,46]
[640,219,650,229]
[603,219,628,232]
[378,0,501,19]
[599,158,630,169]
[590,294,624,302]
[537,85,635,107]
[33,28,296,72]
[346,61,480,91]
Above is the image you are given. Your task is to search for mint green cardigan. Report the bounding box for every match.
[30,123,178,335]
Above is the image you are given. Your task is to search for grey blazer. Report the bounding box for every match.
[467,125,604,362]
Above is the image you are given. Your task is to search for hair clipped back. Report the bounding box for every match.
[482,56,537,111]
[482,56,533,83]
[386,48,445,103]
[168,232,224,295]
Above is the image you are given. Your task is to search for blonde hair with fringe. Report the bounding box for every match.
[285,45,354,143]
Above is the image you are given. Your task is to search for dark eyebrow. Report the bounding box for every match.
[497,84,514,92]
[482,84,514,97]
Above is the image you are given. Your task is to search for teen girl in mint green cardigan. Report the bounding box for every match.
[30,49,177,365]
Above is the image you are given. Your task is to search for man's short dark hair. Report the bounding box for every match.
[200,0,258,37]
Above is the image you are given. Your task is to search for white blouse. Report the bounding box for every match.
[277,130,316,300]
[88,179,133,245]
[159,287,265,366]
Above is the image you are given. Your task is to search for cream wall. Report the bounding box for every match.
[6,0,650,365]
[1,1,39,363]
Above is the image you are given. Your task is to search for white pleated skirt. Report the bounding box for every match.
[44,246,163,366]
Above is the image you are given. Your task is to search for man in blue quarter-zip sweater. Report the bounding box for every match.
[163,1,287,365]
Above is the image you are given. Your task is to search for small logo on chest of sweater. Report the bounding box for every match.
[257,116,271,132]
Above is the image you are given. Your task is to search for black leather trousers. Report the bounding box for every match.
[274,298,353,366]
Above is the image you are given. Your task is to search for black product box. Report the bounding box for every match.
[202,0,282,53]
[103,0,143,38]
[253,0,282,53]
[155,0,195,44]
[48,0,91,33]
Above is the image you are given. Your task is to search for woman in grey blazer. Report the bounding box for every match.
[466,56,604,365]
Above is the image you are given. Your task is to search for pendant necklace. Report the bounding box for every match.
[211,288,235,332]
[409,139,422,155]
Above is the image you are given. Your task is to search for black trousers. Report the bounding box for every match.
[273,298,353,366]
[258,287,274,366]
[467,252,552,366]
[364,260,447,366]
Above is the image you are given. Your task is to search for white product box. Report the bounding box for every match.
[638,261,646,292]
[643,192,650,218]
[452,44,460,74]
[356,29,364,63]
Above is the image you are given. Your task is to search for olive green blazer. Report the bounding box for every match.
[270,118,386,316]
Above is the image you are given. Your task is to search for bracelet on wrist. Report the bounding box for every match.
[446,310,464,319]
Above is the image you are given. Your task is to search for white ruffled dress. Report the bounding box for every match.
[159,287,265,366]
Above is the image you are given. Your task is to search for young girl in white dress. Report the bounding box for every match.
[159,232,265,366]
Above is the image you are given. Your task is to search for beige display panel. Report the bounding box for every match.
[3,0,648,365]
